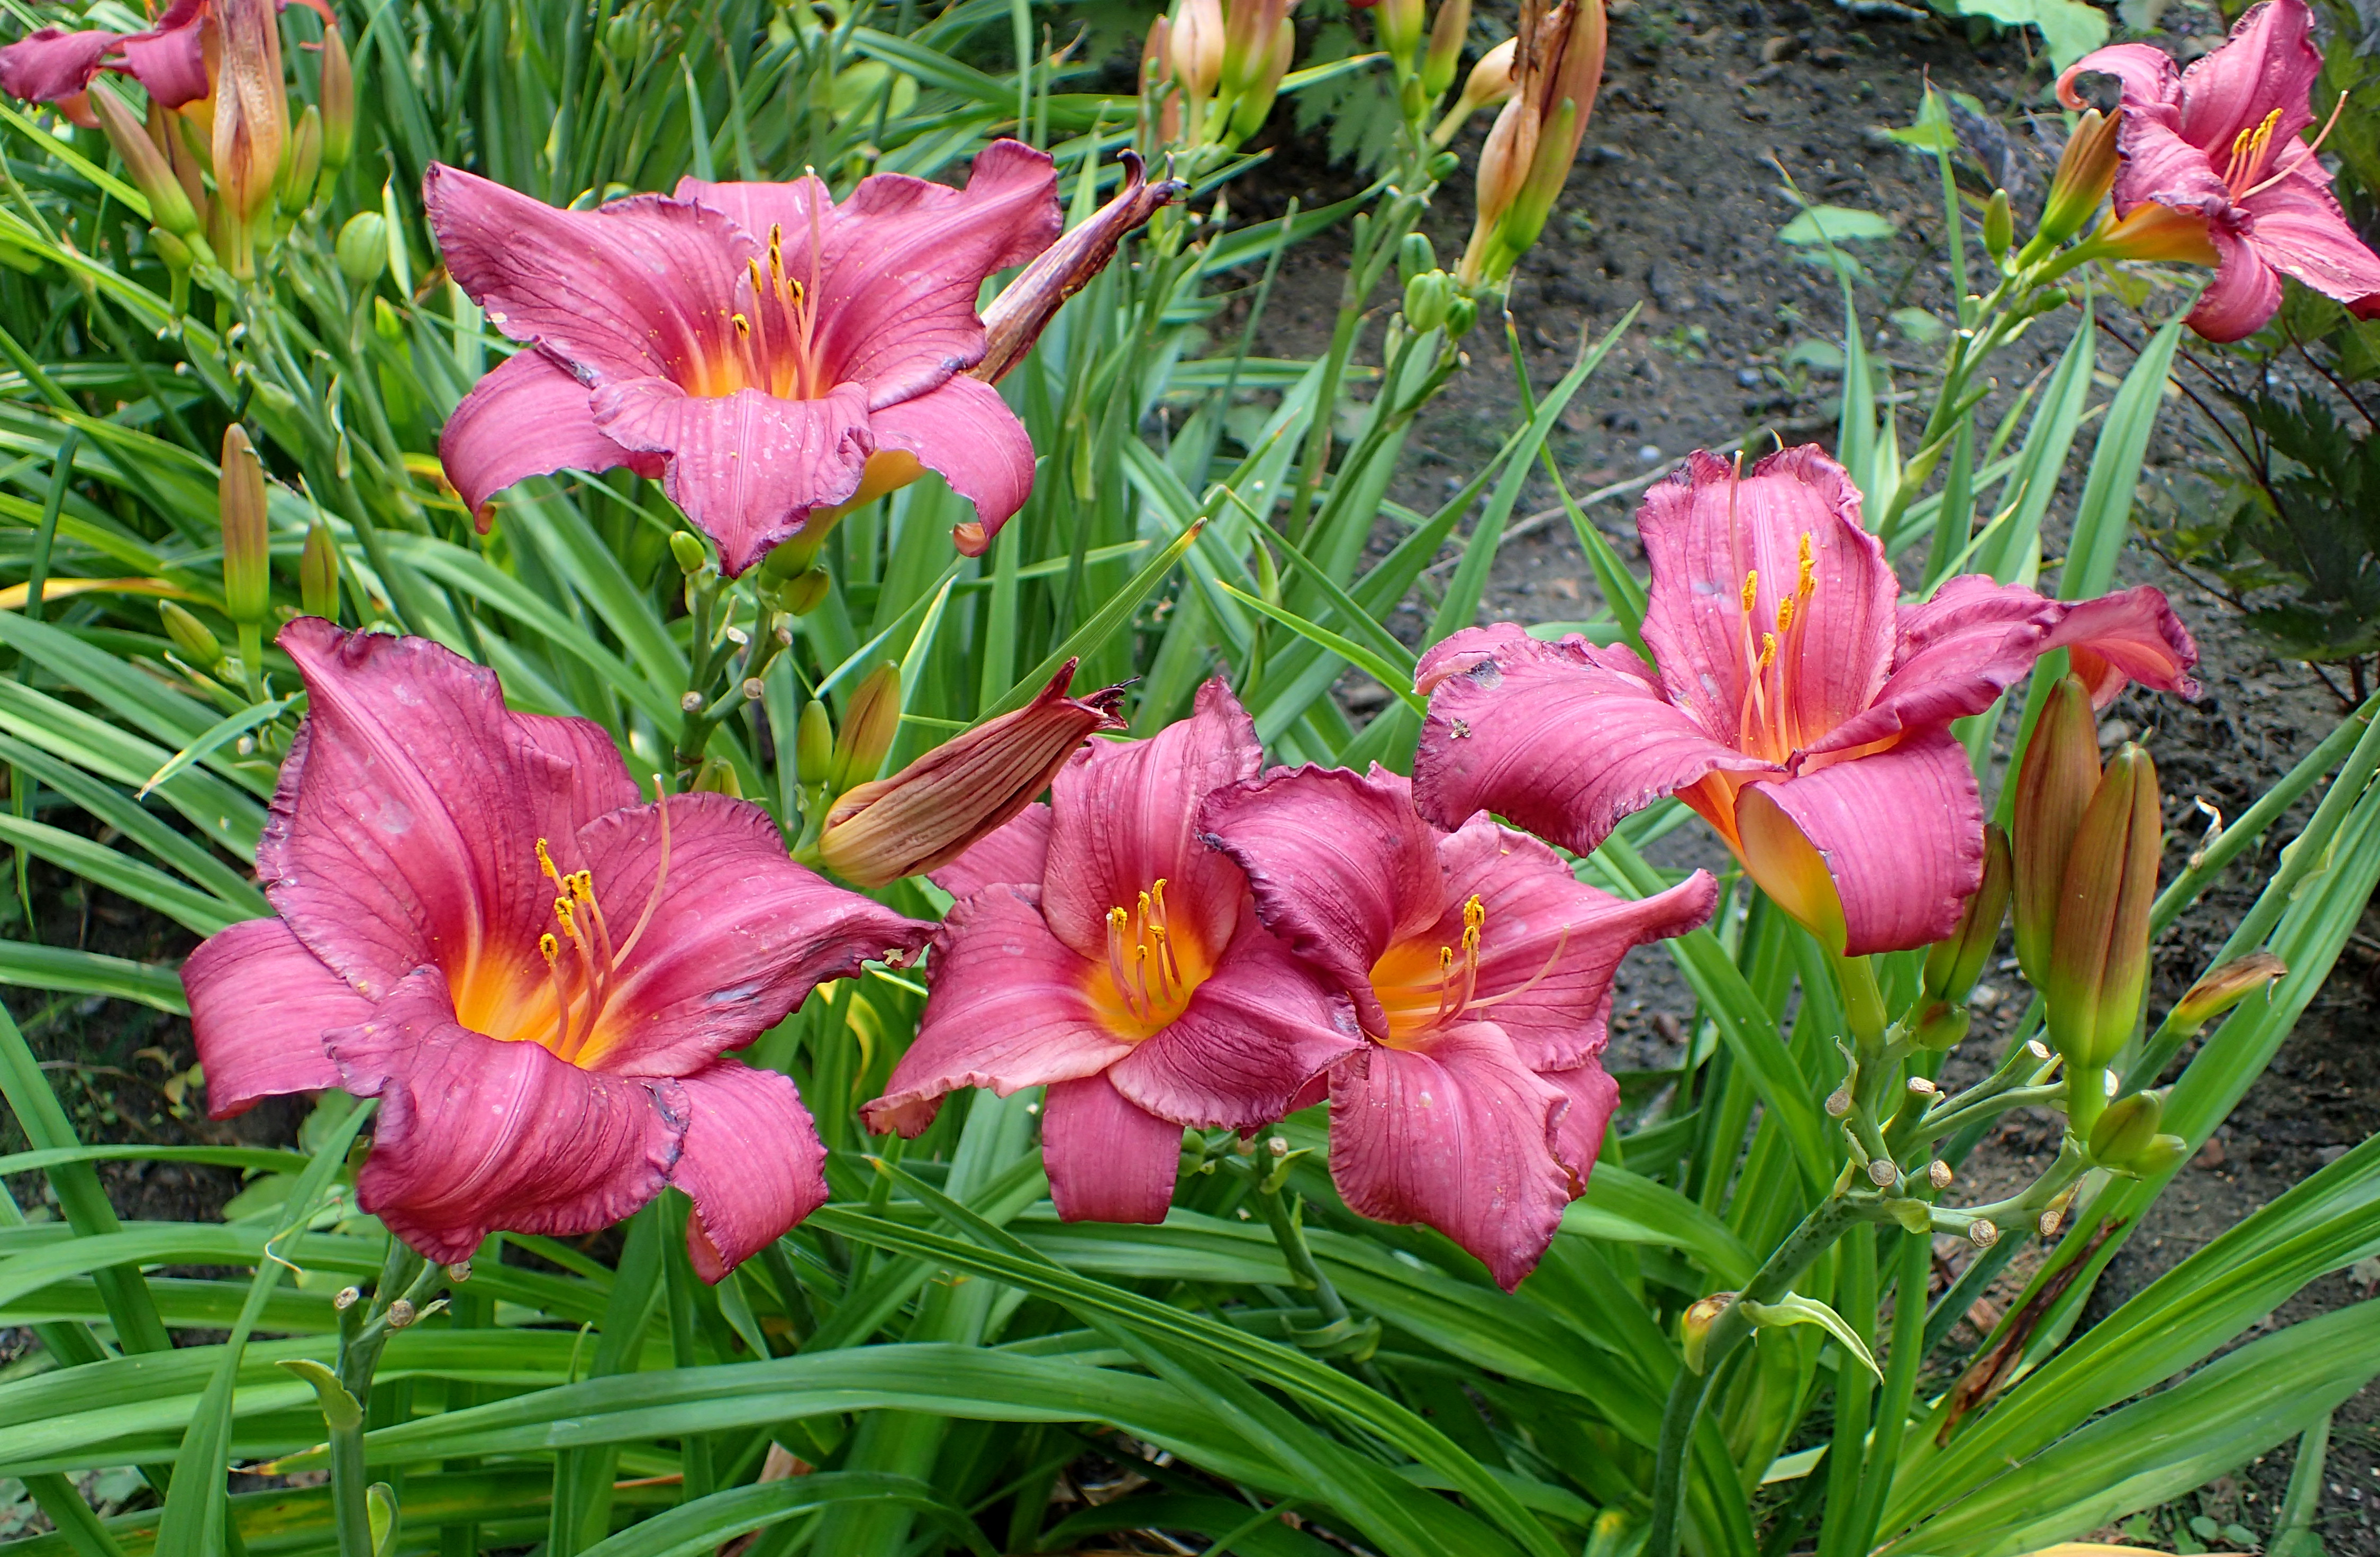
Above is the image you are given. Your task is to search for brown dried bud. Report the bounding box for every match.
[974,152,1186,384]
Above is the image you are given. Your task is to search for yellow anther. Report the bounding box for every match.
[539,932,560,964]
[568,870,594,902]
[732,313,750,337]
[1757,633,1777,671]
[1740,570,1760,615]
[1108,905,1130,931]
[1440,945,1456,972]
[1138,889,1153,922]
[1777,596,1797,634]
[1463,894,1486,933]
[553,896,577,931]
[537,837,562,886]
[1795,532,1815,595]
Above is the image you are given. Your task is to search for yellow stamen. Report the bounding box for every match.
[539,933,559,964]
[1740,569,1759,615]
[1777,596,1797,634]
[1795,532,1815,596]
[1758,633,1777,672]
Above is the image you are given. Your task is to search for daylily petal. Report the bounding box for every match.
[864,885,1131,1136]
[1197,763,1444,1036]
[2173,0,2320,154]
[1107,912,1361,1128]
[2240,175,2380,314]
[2057,42,2179,116]
[867,375,1038,546]
[425,163,757,385]
[2109,113,2234,214]
[1637,445,1895,751]
[1328,1023,1570,1291]
[1042,1072,1183,1224]
[2188,220,2285,342]
[263,620,618,1005]
[811,140,1061,407]
[926,803,1051,900]
[589,379,874,578]
[0,28,114,103]
[1804,576,2199,757]
[439,349,660,528]
[1041,677,1259,962]
[570,793,932,1077]
[1413,626,1772,856]
[669,1060,829,1281]
[329,969,684,1265]
[1543,1059,1621,1193]
[1742,729,1986,956]
[114,20,208,107]
[183,917,356,1116]
[1429,814,1719,1071]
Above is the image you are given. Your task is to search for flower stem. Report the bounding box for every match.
[1643,1191,1870,1557]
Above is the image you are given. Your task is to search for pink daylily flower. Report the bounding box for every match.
[183,620,931,1278]
[2058,0,2380,342]
[862,681,1361,1224]
[1200,765,1716,1290]
[1414,445,2199,957]
[0,0,210,122]
[426,141,1063,576]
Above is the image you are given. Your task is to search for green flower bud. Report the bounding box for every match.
[219,425,271,627]
[159,600,224,669]
[1923,822,2011,1009]
[2087,1088,2163,1167]
[1983,188,2013,260]
[691,755,742,797]
[299,519,340,621]
[1909,1001,1970,1053]
[335,211,388,288]
[1680,1291,1733,1374]
[2011,675,2100,988]
[1421,0,1470,99]
[277,105,323,216]
[1403,269,1450,333]
[89,87,199,242]
[2127,1133,2191,1177]
[832,662,905,793]
[776,567,831,616]
[316,23,354,186]
[669,530,709,576]
[2039,108,2120,249]
[1397,231,1437,288]
[374,295,405,343]
[796,699,836,787]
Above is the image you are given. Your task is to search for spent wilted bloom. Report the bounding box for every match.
[970,152,1187,391]
[864,681,1360,1224]
[1414,446,2198,957]
[1201,764,1715,1290]
[428,142,1064,575]
[182,621,930,1277]
[2058,0,2380,341]
[1458,0,1605,285]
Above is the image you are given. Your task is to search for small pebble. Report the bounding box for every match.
[1637,444,1664,463]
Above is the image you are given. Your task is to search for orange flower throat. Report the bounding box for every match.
[1086,878,1215,1040]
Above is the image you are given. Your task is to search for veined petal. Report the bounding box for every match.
[1543,1059,1621,1194]
[2109,112,2234,215]
[1042,1072,1183,1224]
[0,29,114,103]
[113,17,207,106]
[2173,0,2320,154]
[572,793,932,1078]
[669,1061,829,1281]
[867,376,1038,545]
[2057,42,2180,116]
[1197,763,1445,1037]
[1637,445,1896,751]
[2240,176,2380,314]
[1413,626,1773,856]
[1430,815,1718,1071]
[590,379,873,578]
[1744,729,1986,957]
[2188,221,2285,342]
[1805,577,2199,757]
[183,917,355,1116]
[1040,677,1260,963]
[329,969,684,1265]
[812,140,1061,407]
[439,349,659,527]
[425,165,757,385]
[864,886,1131,1136]
[262,621,635,1006]
[1107,913,1362,1128]
[1328,1023,1570,1291]
[927,803,1051,900]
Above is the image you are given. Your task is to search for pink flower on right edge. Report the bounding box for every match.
[1200,764,1717,1290]
[2059,0,2380,341]
[1413,445,2199,958]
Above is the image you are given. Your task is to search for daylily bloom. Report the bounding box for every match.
[428,141,1064,576]
[862,681,1360,1224]
[1414,445,2199,957]
[1201,765,1715,1290]
[0,0,208,124]
[2058,0,2380,342]
[182,620,930,1277]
